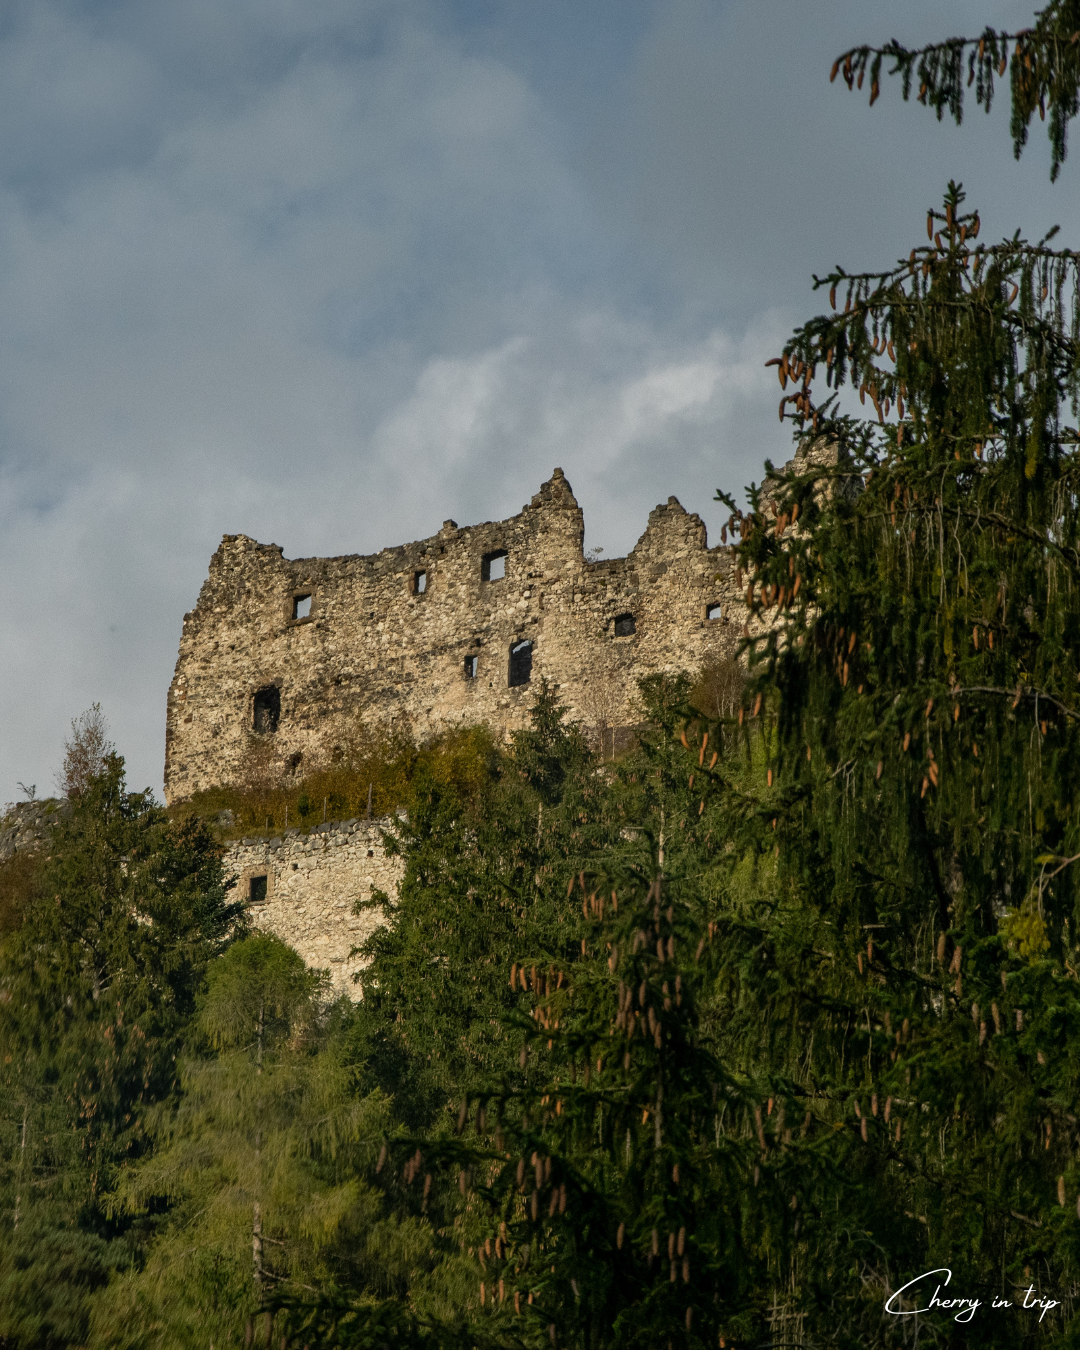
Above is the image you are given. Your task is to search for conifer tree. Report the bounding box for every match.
[93,934,391,1350]
[274,686,826,1350]
[715,181,1080,1338]
[350,683,600,1126]
[0,756,239,1347]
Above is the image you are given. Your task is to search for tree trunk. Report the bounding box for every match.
[253,997,264,1288]
[13,1103,27,1230]
[252,1197,263,1290]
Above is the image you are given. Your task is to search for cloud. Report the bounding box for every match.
[363,308,792,546]
[0,0,778,801]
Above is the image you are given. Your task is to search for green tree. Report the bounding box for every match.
[93,934,392,1349]
[0,756,240,1347]
[714,180,1080,1341]
[275,683,819,1350]
[349,684,599,1128]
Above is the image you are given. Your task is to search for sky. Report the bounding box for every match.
[1,0,1074,804]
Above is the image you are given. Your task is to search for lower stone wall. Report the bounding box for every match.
[1,803,403,997]
[223,816,405,995]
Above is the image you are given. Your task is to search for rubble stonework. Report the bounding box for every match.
[0,799,401,997]
[164,468,748,802]
[223,818,403,995]
[0,799,66,863]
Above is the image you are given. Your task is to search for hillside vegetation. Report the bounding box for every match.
[7,179,1080,1345]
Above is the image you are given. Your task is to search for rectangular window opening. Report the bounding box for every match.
[464,654,478,679]
[706,603,723,621]
[482,550,507,582]
[253,686,281,734]
[508,639,533,687]
[293,594,312,620]
[614,612,636,636]
[249,875,268,905]
[414,570,428,595]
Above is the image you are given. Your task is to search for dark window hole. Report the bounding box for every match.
[249,875,268,905]
[614,613,636,637]
[464,655,478,679]
[293,594,312,620]
[706,603,722,621]
[509,639,533,687]
[253,686,280,734]
[414,571,427,595]
[482,550,507,582]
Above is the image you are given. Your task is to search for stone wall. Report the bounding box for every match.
[0,799,66,863]
[223,817,404,995]
[1,800,401,997]
[164,468,751,801]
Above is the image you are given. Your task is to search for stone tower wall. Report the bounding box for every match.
[164,468,750,802]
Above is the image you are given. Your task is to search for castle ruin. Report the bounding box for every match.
[153,465,780,990]
[164,468,748,803]
[1,469,771,995]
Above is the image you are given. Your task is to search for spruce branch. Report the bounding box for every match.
[832,3,1080,180]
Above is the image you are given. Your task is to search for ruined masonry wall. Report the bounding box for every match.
[164,468,751,802]
[223,817,404,996]
[0,799,66,862]
[163,456,822,984]
[0,803,401,999]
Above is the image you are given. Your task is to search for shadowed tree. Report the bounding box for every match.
[0,755,240,1347]
[711,179,1080,1340]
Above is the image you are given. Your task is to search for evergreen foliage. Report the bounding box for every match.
[93,935,391,1349]
[0,755,240,1346]
[713,180,1080,1341]
[833,1,1080,179]
[349,682,600,1127]
[276,684,811,1348]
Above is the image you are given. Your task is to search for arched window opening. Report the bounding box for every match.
[706,603,722,621]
